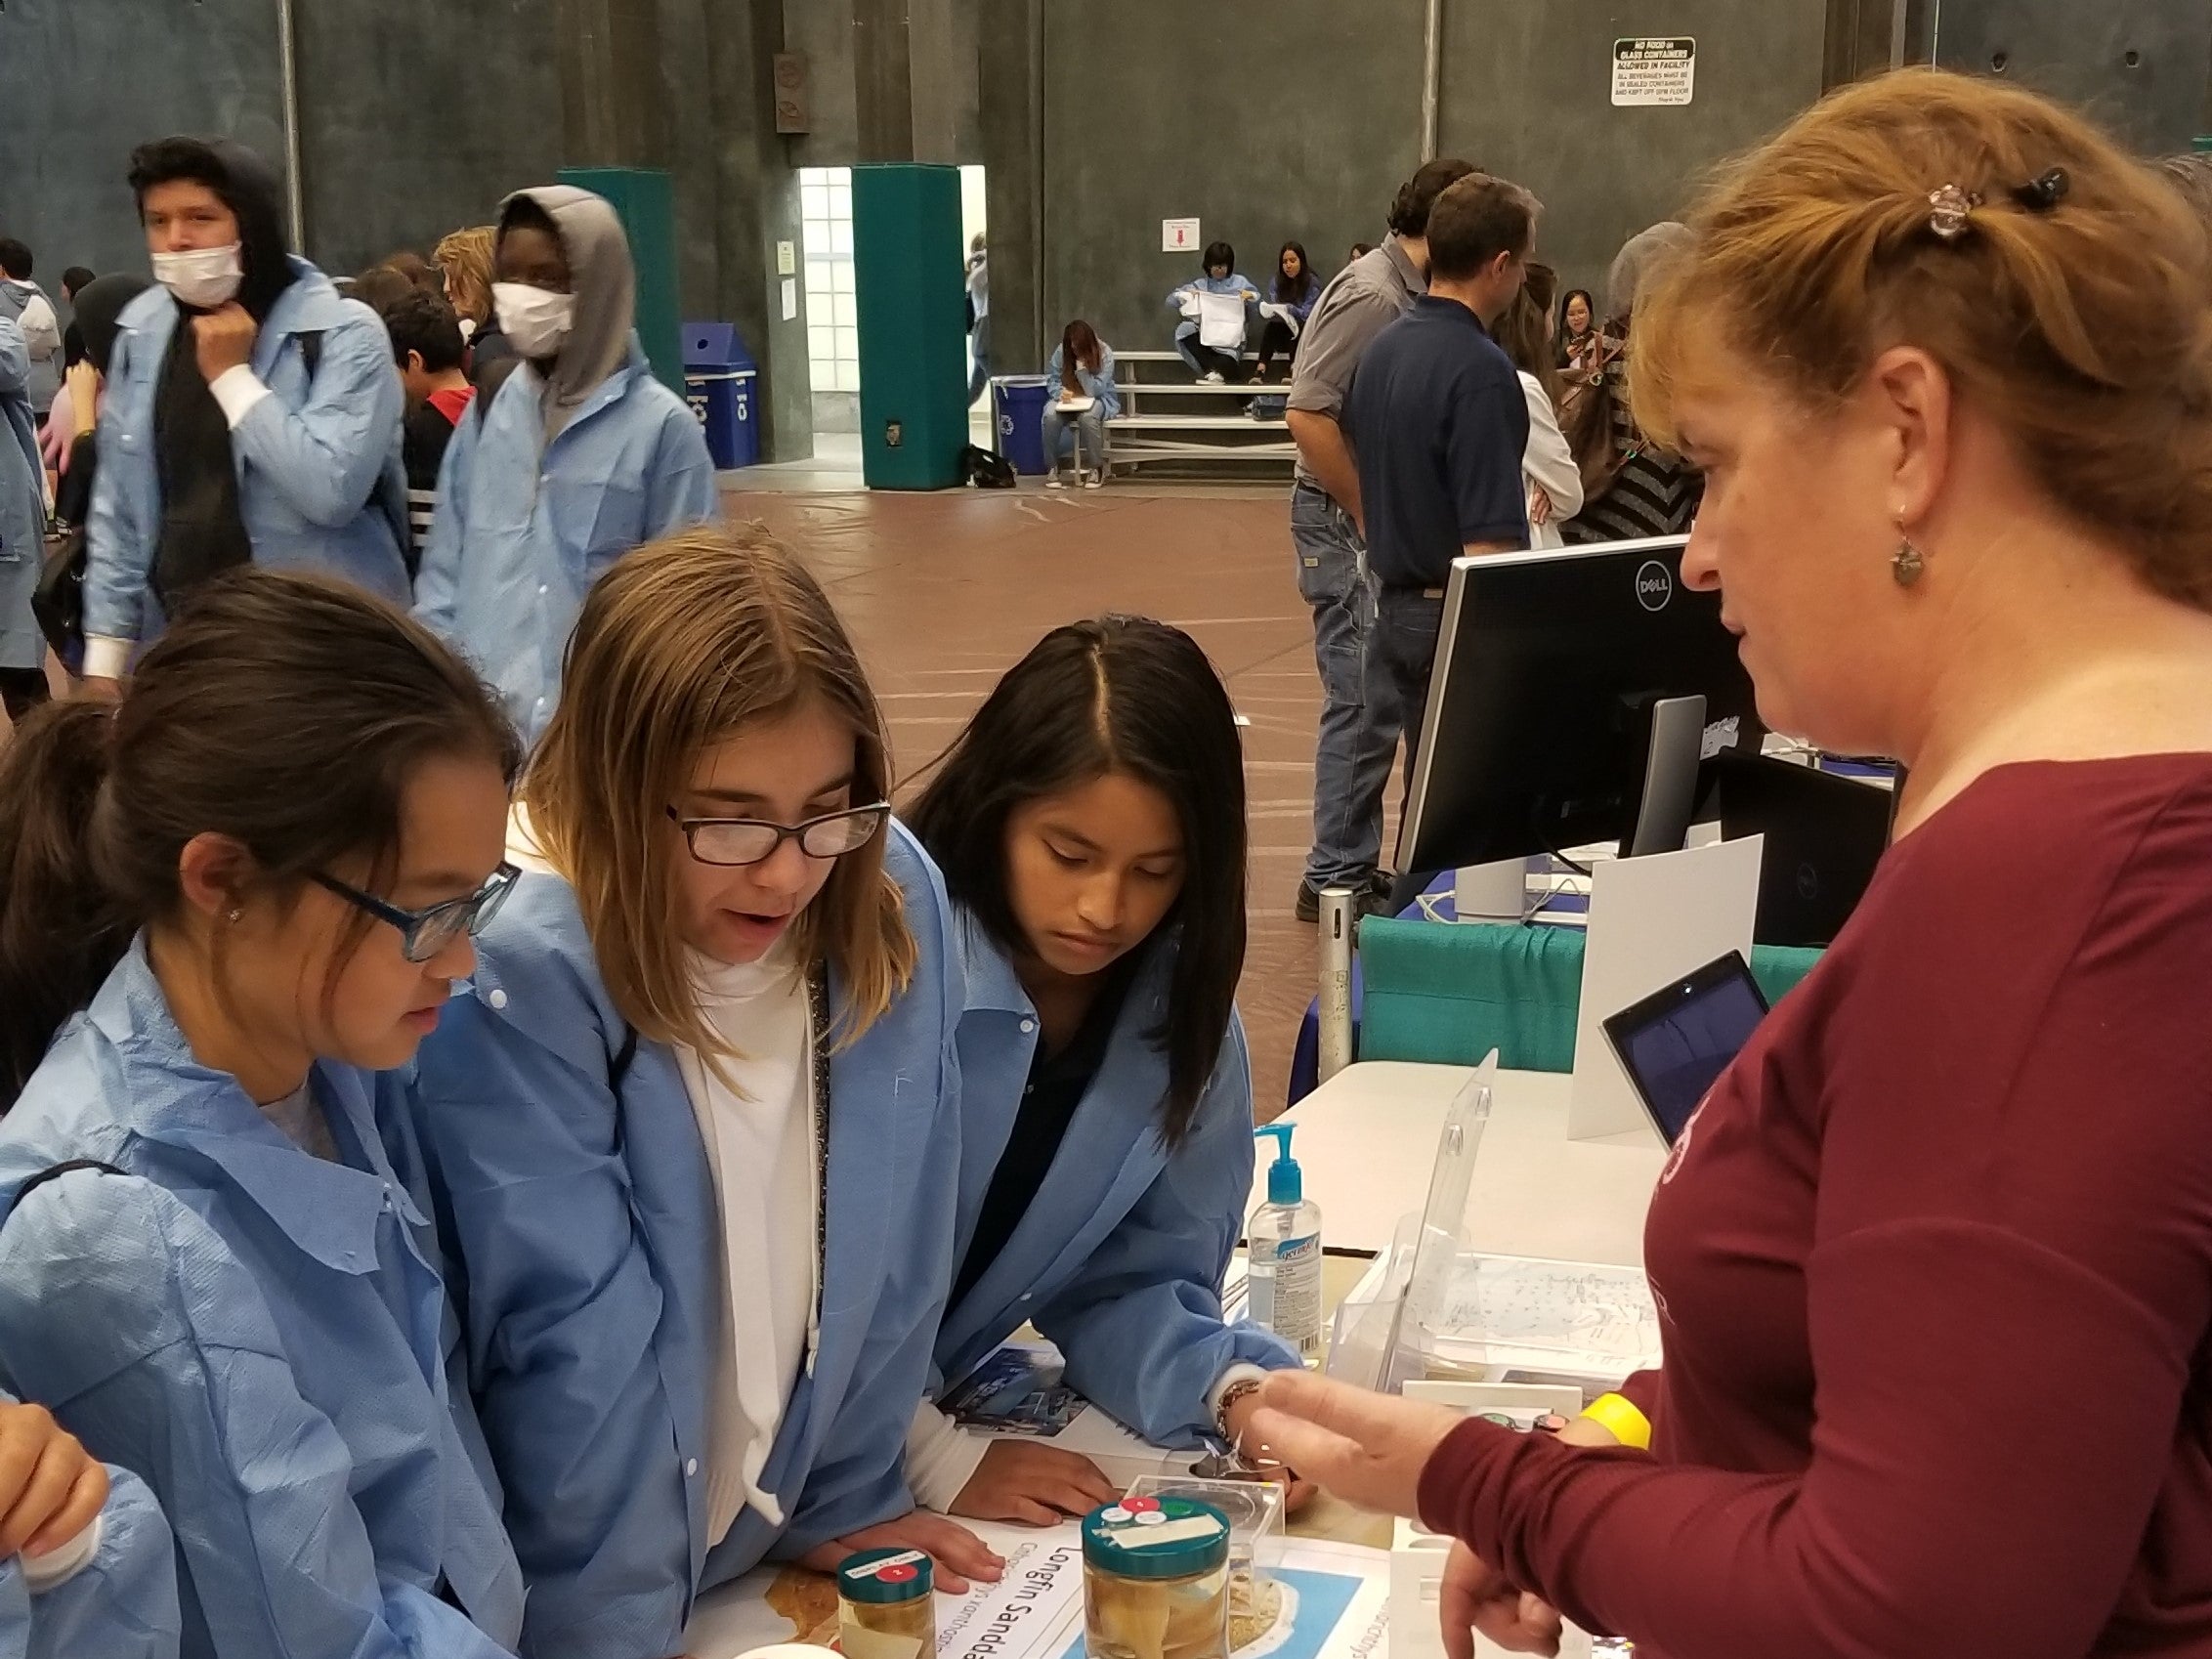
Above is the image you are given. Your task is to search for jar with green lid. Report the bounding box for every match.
[837,1548,936,1659]
[1082,1497,1231,1659]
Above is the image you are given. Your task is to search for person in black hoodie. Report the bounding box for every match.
[78,137,408,698]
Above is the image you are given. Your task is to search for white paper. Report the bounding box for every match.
[1257,302,1302,338]
[681,1519,1390,1659]
[1178,290,1204,321]
[1611,36,1696,106]
[1569,834,1761,1141]
[1163,216,1202,253]
[776,239,798,276]
[781,276,799,320]
[1198,290,1247,352]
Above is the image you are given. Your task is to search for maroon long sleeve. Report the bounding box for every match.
[1419,757,2212,1659]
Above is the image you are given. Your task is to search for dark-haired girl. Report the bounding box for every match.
[1251,241,1320,384]
[1167,242,1259,383]
[0,569,528,1659]
[904,617,1302,1526]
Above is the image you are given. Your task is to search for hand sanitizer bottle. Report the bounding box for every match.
[1247,1126,1324,1362]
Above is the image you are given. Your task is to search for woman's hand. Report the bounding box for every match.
[1246,1370,1464,1519]
[950,1440,1119,1528]
[1529,487,1554,529]
[1222,1385,1319,1514]
[0,1402,107,1559]
[801,1512,1005,1595]
[1440,1541,1563,1658]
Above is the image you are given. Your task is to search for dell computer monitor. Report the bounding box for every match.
[1395,535,1762,881]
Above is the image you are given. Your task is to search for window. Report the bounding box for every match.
[799,166,861,395]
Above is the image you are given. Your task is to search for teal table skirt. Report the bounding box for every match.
[1355,918,1822,1075]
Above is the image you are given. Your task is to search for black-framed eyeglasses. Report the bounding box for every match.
[310,863,522,963]
[663,803,890,868]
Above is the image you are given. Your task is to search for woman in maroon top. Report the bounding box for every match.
[1250,68,2212,1659]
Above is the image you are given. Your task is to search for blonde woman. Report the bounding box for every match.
[409,525,993,1659]
[433,225,512,388]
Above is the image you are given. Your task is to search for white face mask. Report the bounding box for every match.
[150,242,244,310]
[493,282,575,361]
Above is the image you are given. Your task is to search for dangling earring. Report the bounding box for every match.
[1892,522,1926,589]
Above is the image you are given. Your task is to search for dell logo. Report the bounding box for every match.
[1635,561,1675,612]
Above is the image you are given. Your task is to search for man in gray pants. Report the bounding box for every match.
[1285,157,1476,923]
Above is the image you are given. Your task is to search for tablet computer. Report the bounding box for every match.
[1600,951,1769,1147]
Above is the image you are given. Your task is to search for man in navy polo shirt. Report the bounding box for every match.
[1340,172,1540,894]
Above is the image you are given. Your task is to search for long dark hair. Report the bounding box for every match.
[1059,319,1102,394]
[908,617,1248,1148]
[1496,262,1565,410]
[0,570,521,1104]
[1273,241,1317,306]
[1559,287,1595,341]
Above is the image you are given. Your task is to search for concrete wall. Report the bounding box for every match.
[1028,0,1428,370]
[1435,0,1830,309]
[1928,0,2212,152]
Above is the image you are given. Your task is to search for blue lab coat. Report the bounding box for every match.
[1167,273,1262,352]
[0,941,526,1659]
[0,1404,178,1659]
[408,823,963,1659]
[84,261,410,649]
[412,341,719,744]
[937,915,1299,1445]
[0,319,42,671]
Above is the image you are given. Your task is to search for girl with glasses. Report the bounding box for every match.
[410,524,988,1659]
[902,617,1306,1529]
[0,568,528,1659]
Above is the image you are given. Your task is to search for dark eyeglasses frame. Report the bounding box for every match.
[662,803,892,868]
[310,863,522,963]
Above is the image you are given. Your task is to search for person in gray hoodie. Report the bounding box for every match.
[0,241,61,419]
[413,186,719,744]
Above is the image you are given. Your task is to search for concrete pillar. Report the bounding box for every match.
[558,0,670,165]
[977,0,1044,374]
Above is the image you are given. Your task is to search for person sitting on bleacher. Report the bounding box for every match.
[1166,242,1259,383]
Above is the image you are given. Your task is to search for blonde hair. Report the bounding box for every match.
[523,524,915,1057]
[435,225,497,328]
[1634,67,2212,609]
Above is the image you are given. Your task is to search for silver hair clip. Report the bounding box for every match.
[1928,184,1982,242]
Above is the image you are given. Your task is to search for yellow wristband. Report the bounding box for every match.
[1579,1392,1652,1450]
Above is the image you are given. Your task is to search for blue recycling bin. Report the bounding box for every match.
[992,375,1052,477]
[683,321,759,469]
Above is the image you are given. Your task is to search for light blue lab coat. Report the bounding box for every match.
[0,940,526,1659]
[412,341,719,744]
[0,319,42,671]
[0,1401,178,1659]
[938,915,1299,1446]
[408,823,962,1659]
[85,260,410,648]
[1167,273,1262,351]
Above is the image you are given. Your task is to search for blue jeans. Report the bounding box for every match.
[967,315,992,405]
[1294,482,1375,890]
[1042,404,1108,474]
[1345,584,1447,882]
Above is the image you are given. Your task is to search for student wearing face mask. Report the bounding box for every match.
[0,569,528,1659]
[78,138,410,701]
[902,618,1305,1526]
[410,525,988,1659]
[413,187,719,745]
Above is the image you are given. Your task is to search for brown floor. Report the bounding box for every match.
[730,482,1331,1118]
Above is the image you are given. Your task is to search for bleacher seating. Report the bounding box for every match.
[1103,351,1296,480]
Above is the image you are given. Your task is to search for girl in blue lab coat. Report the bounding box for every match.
[903,617,1304,1527]
[0,569,528,1659]
[408,523,990,1659]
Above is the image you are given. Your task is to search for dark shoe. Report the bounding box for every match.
[1296,877,1398,925]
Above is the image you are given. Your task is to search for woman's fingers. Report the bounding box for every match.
[24,1463,107,1559]
[0,1430,89,1558]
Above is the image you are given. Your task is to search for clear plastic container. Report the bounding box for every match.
[1083,1498,1230,1659]
[1121,1474,1283,1593]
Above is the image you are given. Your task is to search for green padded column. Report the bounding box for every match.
[852,163,966,490]
[557,166,684,396]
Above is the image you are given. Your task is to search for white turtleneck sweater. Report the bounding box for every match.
[674,942,821,1547]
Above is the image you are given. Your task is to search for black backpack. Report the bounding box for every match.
[960,444,1016,489]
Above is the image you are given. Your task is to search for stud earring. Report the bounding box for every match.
[1892,525,1926,589]
[227,908,243,923]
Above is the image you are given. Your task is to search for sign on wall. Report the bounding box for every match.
[1162,217,1202,254]
[1611,37,1696,106]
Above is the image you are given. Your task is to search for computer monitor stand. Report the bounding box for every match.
[1454,857,1534,922]
[1623,693,1707,858]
